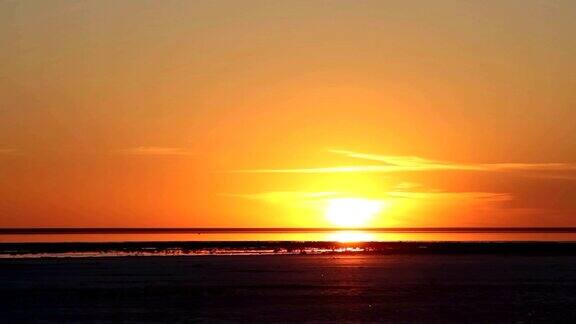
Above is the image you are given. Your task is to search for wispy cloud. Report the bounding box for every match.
[330,149,576,172]
[230,149,576,174]
[223,189,511,205]
[221,191,339,203]
[116,146,196,156]
[523,174,576,181]
[0,148,20,155]
[229,165,404,173]
[387,191,513,203]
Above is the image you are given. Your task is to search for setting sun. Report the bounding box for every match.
[325,198,386,227]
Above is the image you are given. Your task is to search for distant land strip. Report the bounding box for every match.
[3,227,576,235]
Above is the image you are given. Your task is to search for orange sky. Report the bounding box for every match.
[1,1,576,228]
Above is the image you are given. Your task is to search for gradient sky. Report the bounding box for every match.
[1,0,576,228]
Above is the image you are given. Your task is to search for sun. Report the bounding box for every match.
[325,198,385,227]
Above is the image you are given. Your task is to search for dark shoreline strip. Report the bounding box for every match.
[3,241,576,256]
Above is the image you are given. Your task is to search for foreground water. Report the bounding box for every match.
[2,254,576,322]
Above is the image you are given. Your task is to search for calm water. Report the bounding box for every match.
[3,231,576,243]
[3,254,576,322]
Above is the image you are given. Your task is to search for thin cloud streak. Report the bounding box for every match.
[221,191,339,202]
[228,166,412,173]
[230,149,576,174]
[116,146,196,156]
[387,191,513,203]
[331,149,576,172]
[0,148,20,155]
[223,190,512,205]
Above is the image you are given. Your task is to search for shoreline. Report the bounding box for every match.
[4,241,576,258]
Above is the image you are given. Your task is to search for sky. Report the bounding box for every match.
[1,0,576,228]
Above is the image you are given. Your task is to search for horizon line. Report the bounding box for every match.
[3,227,576,235]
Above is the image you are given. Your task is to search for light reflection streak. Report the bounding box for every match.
[3,232,576,243]
[326,231,375,242]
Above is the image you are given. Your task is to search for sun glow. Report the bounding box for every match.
[325,198,386,227]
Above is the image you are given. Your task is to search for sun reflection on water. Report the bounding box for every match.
[327,231,375,242]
